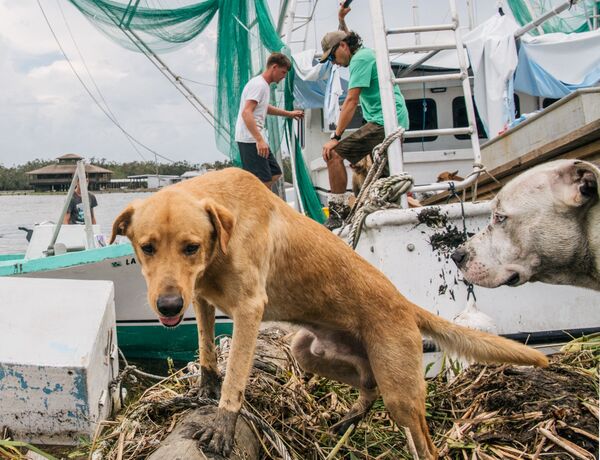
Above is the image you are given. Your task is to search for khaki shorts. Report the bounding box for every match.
[335,122,385,165]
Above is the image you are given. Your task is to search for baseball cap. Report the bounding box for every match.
[319,30,347,63]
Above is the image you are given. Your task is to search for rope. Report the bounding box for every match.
[446,182,478,301]
[341,127,413,249]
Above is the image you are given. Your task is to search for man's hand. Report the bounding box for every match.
[257,139,270,158]
[339,3,351,22]
[288,110,304,121]
[322,139,339,162]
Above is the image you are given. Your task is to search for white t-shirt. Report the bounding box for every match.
[235,75,271,143]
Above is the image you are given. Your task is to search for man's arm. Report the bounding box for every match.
[241,100,270,158]
[338,4,351,32]
[267,105,304,120]
[322,87,361,161]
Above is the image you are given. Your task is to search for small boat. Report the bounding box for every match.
[0,164,232,362]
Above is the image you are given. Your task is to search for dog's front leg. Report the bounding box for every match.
[193,298,220,400]
[195,296,265,457]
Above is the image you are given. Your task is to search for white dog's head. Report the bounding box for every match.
[453,160,599,288]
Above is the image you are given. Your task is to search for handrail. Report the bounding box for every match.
[46,160,95,256]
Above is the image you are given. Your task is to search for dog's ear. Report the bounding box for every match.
[450,170,459,177]
[553,160,599,208]
[203,199,235,254]
[110,204,135,244]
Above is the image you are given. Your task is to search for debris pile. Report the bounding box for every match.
[5,331,596,459]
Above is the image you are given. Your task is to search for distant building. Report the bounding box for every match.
[178,169,213,182]
[125,174,180,189]
[26,154,113,192]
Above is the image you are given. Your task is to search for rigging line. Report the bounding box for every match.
[55,0,147,162]
[89,1,219,131]
[177,76,217,87]
[36,0,178,164]
[110,19,219,131]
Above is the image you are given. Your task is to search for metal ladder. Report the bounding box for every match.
[369,0,482,197]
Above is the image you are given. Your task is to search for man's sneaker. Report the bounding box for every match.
[324,202,351,230]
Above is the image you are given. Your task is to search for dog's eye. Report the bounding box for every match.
[141,244,155,255]
[184,244,200,256]
[493,213,507,224]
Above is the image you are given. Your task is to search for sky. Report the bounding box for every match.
[0,0,496,167]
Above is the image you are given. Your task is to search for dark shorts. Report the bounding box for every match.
[335,122,385,165]
[237,142,283,182]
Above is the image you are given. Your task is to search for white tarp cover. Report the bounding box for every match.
[464,13,520,138]
[292,49,343,128]
[514,29,600,98]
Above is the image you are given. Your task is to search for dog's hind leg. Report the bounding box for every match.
[364,322,437,460]
[193,297,220,400]
[291,328,378,434]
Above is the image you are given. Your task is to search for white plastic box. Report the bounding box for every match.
[0,277,118,444]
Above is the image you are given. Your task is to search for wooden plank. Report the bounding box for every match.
[423,124,600,205]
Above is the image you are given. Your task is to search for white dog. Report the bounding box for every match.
[452,159,599,291]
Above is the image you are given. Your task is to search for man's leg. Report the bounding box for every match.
[265,153,283,191]
[326,151,347,194]
[264,174,282,190]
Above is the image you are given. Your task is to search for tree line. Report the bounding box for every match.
[0,158,234,191]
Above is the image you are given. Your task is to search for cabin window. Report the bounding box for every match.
[405,98,438,143]
[452,97,488,140]
[542,98,559,109]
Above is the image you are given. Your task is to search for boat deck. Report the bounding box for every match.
[424,87,600,204]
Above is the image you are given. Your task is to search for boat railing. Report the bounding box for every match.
[46,160,95,256]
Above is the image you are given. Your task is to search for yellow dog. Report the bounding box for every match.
[111,168,547,459]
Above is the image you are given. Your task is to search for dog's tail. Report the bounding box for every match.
[414,305,548,367]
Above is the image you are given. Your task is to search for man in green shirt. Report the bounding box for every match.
[320,6,409,229]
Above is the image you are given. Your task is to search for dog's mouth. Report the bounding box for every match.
[158,315,183,328]
[502,272,521,286]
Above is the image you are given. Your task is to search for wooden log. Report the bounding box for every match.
[147,326,294,460]
[147,406,260,460]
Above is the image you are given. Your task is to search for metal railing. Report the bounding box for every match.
[46,160,95,256]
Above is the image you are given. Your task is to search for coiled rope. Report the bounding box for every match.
[341,127,413,249]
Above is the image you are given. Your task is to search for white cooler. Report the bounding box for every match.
[0,277,118,444]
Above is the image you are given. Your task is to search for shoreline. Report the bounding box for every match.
[0,189,154,196]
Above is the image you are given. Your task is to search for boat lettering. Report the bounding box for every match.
[13,263,23,274]
[125,257,136,265]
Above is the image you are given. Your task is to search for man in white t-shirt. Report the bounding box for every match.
[235,52,303,188]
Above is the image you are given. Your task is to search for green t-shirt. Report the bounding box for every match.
[348,48,409,129]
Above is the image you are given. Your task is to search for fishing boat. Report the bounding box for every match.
[291,0,600,358]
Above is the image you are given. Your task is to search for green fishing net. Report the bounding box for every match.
[68,0,325,223]
[507,0,599,34]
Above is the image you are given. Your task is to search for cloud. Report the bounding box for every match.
[0,0,222,166]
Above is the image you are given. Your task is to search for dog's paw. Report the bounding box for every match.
[197,366,222,401]
[193,408,238,457]
[329,409,367,436]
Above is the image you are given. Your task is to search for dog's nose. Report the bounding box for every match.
[157,295,184,317]
[451,248,469,268]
